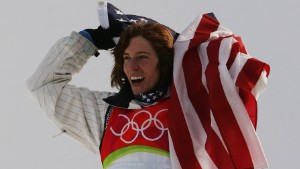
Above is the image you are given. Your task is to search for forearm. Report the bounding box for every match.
[26,31,98,116]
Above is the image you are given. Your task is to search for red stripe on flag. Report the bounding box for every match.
[233,36,247,54]
[169,85,202,169]
[182,47,235,169]
[239,88,258,128]
[236,58,269,91]
[189,14,220,48]
[235,57,270,128]
[205,39,254,168]
[226,42,239,69]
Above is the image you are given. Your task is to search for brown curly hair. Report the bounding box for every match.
[111,22,174,90]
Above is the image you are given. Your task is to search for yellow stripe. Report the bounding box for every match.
[103,145,170,169]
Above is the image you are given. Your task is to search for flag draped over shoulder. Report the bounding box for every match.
[168,13,269,169]
[103,3,269,169]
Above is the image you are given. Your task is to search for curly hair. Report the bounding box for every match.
[111,22,174,90]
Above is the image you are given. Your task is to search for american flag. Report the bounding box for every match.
[168,13,269,169]
[103,3,269,169]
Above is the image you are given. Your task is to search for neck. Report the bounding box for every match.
[134,87,168,104]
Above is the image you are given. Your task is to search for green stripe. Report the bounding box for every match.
[103,146,170,169]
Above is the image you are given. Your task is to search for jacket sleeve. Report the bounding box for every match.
[26,31,114,154]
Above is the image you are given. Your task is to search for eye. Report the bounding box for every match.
[138,55,148,59]
[123,55,130,61]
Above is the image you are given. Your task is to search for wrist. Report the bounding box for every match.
[79,30,94,43]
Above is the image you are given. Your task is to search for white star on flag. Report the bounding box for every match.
[130,19,138,23]
[117,18,127,22]
[139,18,148,22]
[114,9,124,15]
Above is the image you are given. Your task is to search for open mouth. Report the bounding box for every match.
[130,76,145,84]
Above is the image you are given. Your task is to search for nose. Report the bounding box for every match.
[126,59,140,70]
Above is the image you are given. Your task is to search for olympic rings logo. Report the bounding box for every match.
[110,109,168,144]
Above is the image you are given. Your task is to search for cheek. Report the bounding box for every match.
[150,67,160,84]
[123,64,129,75]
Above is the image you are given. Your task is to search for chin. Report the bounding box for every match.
[132,90,141,95]
[133,89,146,95]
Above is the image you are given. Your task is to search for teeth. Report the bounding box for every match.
[131,76,144,80]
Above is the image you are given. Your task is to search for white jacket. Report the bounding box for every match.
[26,32,114,153]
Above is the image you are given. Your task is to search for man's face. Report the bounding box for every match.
[123,36,160,95]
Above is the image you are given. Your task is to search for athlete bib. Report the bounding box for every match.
[101,99,170,169]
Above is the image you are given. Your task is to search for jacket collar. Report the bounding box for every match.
[103,78,134,109]
[103,79,170,109]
